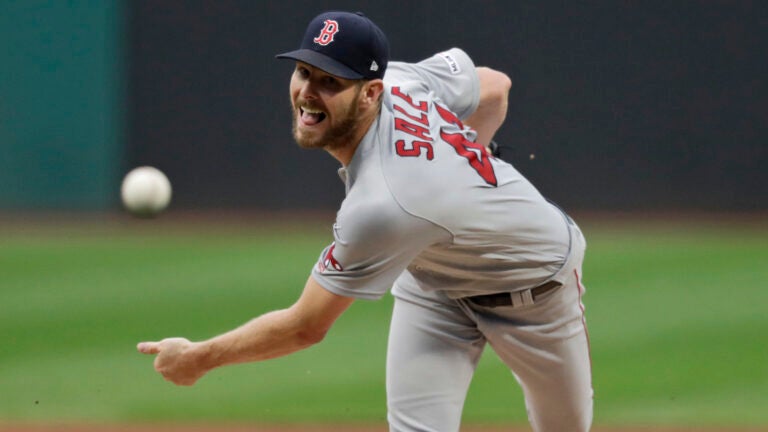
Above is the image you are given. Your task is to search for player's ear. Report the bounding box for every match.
[362,79,384,105]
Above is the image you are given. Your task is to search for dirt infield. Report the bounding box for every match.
[2,425,767,432]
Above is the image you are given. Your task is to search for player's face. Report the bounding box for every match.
[290,63,364,150]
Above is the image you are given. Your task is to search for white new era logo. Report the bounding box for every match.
[370,60,379,72]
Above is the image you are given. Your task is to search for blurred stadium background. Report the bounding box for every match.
[1,0,765,213]
[1,1,766,430]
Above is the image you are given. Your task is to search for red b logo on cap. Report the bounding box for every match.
[313,19,339,46]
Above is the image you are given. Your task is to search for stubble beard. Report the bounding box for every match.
[292,90,362,151]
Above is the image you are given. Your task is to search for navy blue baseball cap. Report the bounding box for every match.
[276,11,389,80]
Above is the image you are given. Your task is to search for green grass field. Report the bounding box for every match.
[1,214,766,427]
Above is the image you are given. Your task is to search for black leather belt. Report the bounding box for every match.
[465,280,562,308]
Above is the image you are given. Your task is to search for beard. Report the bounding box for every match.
[292,89,362,151]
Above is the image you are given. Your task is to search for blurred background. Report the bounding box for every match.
[1,0,765,214]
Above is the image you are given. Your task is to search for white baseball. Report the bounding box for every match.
[120,166,172,216]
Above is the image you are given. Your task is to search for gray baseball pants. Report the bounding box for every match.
[386,229,592,432]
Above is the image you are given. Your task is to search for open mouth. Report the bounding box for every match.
[300,106,327,126]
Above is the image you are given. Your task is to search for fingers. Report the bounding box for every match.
[137,341,161,354]
[137,337,189,355]
[137,338,203,386]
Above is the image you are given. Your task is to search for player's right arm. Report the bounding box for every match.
[137,275,353,386]
[463,67,512,147]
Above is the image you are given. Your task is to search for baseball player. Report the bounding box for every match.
[138,10,593,432]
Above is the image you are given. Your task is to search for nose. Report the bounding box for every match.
[298,80,317,100]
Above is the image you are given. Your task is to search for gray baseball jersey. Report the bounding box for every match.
[312,48,573,301]
[309,47,593,431]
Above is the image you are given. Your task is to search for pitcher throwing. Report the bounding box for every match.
[138,10,593,432]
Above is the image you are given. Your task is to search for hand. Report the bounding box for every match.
[487,140,502,158]
[137,337,207,386]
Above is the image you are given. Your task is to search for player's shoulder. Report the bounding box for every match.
[339,144,407,236]
[384,48,479,121]
[385,48,474,80]
[336,186,418,247]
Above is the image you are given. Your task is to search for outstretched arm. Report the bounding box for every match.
[137,275,354,386]
[464,67,512,147]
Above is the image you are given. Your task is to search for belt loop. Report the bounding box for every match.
[510,289,535,307]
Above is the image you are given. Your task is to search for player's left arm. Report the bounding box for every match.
[463,67,512,148]
[137,275,354,386]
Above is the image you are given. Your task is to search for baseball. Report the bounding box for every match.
[120,166,172,217]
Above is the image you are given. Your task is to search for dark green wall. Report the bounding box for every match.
[0,0,123,210]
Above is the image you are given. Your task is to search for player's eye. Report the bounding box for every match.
[296,66,310,79]
[322,76,342,90]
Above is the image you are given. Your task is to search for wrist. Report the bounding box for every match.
[189,340,218,372]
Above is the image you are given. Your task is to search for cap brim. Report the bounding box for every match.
[275,49,363,80]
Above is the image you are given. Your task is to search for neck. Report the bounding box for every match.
[326,108,378,166]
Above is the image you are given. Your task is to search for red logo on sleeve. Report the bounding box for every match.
[318,243,344,272]
[313,19,339,46]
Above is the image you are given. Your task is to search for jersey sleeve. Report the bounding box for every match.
[385,47,480,120]
[311,197,450,300]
